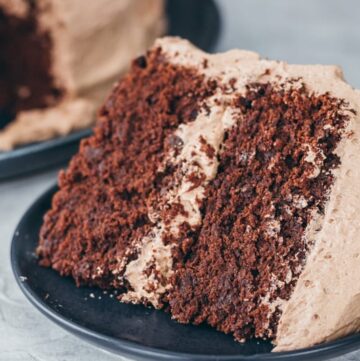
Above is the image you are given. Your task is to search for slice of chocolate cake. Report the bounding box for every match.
[37,37,360,351]
[0,0,164,150]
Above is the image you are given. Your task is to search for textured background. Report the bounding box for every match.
[1,0,360,360]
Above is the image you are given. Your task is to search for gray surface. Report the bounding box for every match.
[1,1,360,360]
[218,0,360,89]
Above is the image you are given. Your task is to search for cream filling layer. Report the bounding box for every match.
[274,106,360,351]
[120,99,235,308]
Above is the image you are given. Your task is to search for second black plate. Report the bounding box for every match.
[0,0,221,180]
[11,184,360,361]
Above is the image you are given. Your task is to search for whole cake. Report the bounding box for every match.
[37,37,360,351]
[0,0,164,150]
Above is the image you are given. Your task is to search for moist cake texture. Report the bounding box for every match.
[37,37,360,351]
[0,0,165,150]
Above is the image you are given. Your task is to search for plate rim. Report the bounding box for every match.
[0,128,92,162]
[10,183,360,361]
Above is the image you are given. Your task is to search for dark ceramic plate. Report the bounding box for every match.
[0,0,221,180]
[11,184,360,361]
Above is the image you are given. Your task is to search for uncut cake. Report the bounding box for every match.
[37,37,360,351]
[0,0,164,150]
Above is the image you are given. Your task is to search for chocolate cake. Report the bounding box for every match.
[0,0,164,150]
[37,37,360,351]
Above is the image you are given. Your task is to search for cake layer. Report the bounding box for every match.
[38,46,217,295]
[169,83,349,341]
[37,37,360,351]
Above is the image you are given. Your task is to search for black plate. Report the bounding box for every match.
[0,0,221,180]
[11,184,360,361]
[0,128,92,180]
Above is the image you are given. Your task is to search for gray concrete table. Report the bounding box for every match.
[1,1,360,360]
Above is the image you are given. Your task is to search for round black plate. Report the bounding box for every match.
[11,184,360,361]
[0,0,221,180]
